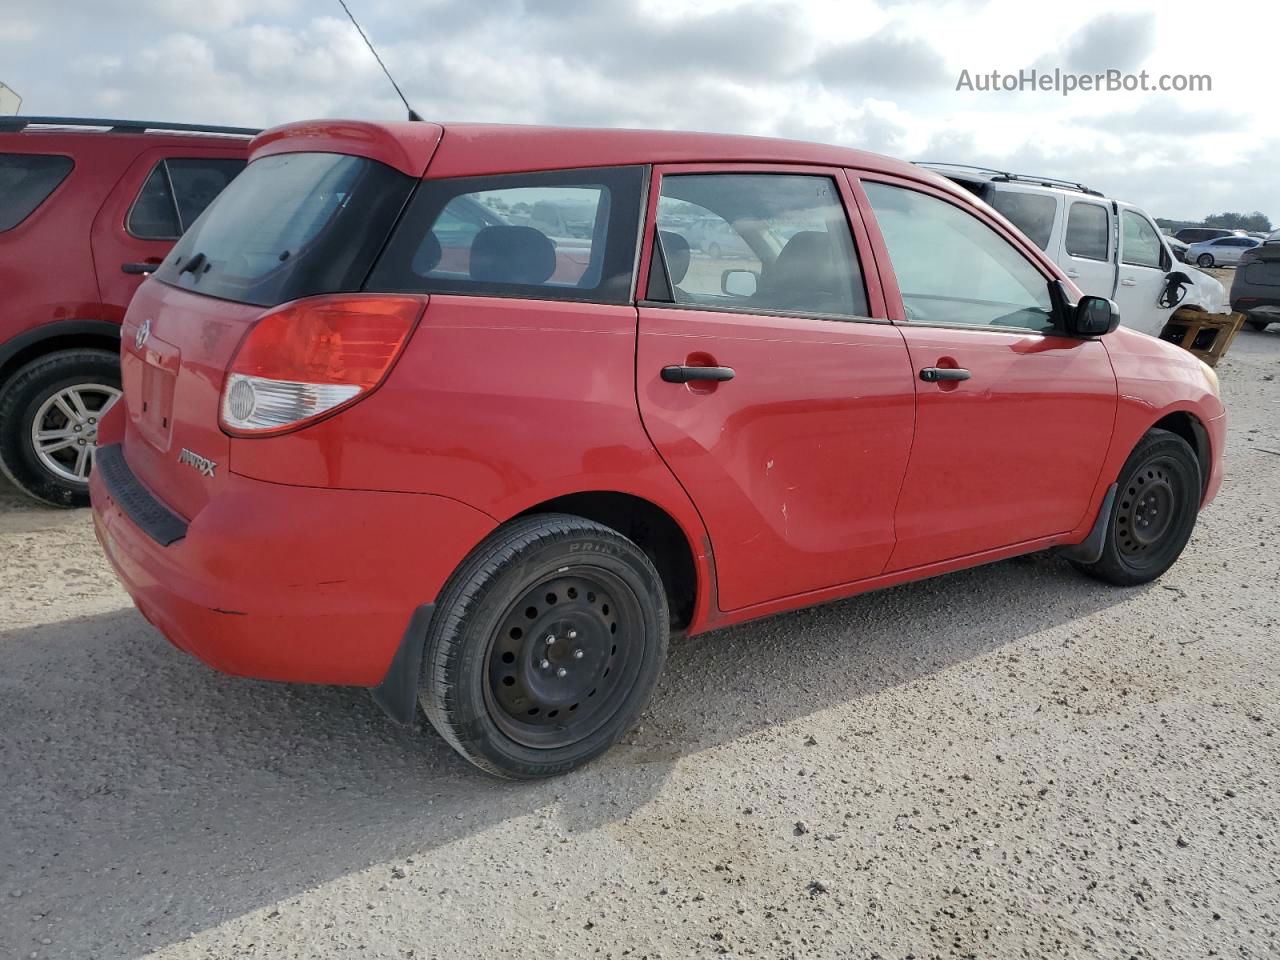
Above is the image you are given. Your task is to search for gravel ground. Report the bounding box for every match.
[2,330,1278,960]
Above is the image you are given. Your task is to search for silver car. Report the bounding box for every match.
[1186,235,1263,268]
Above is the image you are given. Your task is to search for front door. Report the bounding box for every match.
[857,174,1116,572]
[635,166,916,612]
[1057,197,1116,301]
[1113,204,1174,336]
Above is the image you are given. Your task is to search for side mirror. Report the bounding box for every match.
[721,268,758,297]
[1070,295,1121,337]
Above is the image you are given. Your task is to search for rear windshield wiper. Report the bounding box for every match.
[179,252,207,276]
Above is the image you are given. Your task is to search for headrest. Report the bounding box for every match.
[469,226,557,285]
[659,231,691,285]
[413,231,443,274]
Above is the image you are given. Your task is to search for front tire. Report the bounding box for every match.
[0,350,121,508]
[1073,428,1201,586]
[1197,253,1215,268]
[421,513,669,779]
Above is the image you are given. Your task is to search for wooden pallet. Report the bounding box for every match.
[1158,309,1246,368]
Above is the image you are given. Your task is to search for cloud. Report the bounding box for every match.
[1060,12,1156,73]
[813,29,950,92]
[1082,97,1246,135]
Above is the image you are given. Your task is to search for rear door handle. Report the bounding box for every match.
[1065,270,1080,279]
[122,262,159,275]
[661,365,735,384]
[919,367,971,383]
[1119,277,1137,286]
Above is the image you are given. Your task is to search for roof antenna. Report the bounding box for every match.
[337,0,424,121]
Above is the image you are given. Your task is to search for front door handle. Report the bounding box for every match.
[919,367,971,383]
[1065,270,1080,279]
[661,365,735,384]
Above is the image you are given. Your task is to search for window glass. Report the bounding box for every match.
[155,152,416,307]
[988,190,1057,250]
[1121,210,1164,268]
[0,154,74,231]
[650,174,868,317]
[367,166,644,304]
[128,164,181,239]
[166,158,246,231]
[864,181,1055,333]
[1065,202,1109,261]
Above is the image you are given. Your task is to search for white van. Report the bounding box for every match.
[918,164,1231,337]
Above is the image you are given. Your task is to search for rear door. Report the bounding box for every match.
[635,165,916,612]
[90,147,245,324]
[855,173,1116,572]
[1057,197,1116,300]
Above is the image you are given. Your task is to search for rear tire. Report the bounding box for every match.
[1073,428,1201,587]
[421,513,669,779]
[1197,253,1215,268]
[0,350,121,508]
[1247,318,1271,332]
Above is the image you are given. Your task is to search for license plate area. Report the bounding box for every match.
[124,336,181,452]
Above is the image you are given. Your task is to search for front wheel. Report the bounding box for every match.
[1197,253,1215,268]
[1073,428,1201,586]
[0,350,121,507]
[421,514,669,778]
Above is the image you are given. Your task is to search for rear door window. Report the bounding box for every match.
[988,190,1057,250]
[0,153,74,231]
[154,152,416,306]
[1064,201,1110,261]
[646,173,868,318]
[367,166,645,304]
[128,158,246,240]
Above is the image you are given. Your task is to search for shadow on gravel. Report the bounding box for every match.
[0,552,1139,959]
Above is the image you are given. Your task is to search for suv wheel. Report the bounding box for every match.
[421,513,669,779]
[1196,253,1215,268]
[1072,428,1201,587]
[0,350,121,508]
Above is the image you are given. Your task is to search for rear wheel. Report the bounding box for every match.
[0,350,121,507]
[1197,253,1215,268]
[1073,428,1201,586]
[421,513,669,778]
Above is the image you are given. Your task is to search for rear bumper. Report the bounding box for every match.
[90,444,495,686]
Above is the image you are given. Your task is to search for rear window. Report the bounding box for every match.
[988,190,1057,250]
[367,166,645,304]
[154,152,415,307]
[0,154,73,231]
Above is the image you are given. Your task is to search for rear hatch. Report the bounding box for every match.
[118,144,424,520]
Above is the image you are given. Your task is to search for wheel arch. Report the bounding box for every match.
[1151,410,1211,500]
[513,490,704,632]
[0,320,121,388]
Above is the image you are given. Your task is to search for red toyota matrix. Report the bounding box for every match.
[90,121,1226,778]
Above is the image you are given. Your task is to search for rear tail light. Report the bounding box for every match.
[220,294,424,436]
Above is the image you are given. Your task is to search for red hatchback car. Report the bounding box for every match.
[90,120,1226,778]
[0,117,251,506]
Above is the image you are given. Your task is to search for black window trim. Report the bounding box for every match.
[858,174,1063,338]
[1063,199,1111,263]
[0,152,75,233]
[642,169,876,324]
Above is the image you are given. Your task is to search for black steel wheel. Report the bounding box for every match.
[1073,428,1201,586]
[421,513,669,779]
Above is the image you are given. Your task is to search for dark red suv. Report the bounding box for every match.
[0,117,251,506]
[91,121,1225,778]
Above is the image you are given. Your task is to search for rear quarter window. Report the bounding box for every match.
[0,153,74,231]
[367,166,645,304]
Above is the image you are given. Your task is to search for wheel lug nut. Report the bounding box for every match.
[74,425,82,432]
[567,629,577,640]
[573,649,584,659]
[545,634,556,645]
[540,659,551,670]
[556,667,568,678]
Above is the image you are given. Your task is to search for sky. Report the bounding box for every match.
[2,0,1275,223]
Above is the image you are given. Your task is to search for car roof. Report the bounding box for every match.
[251,119,952,190]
